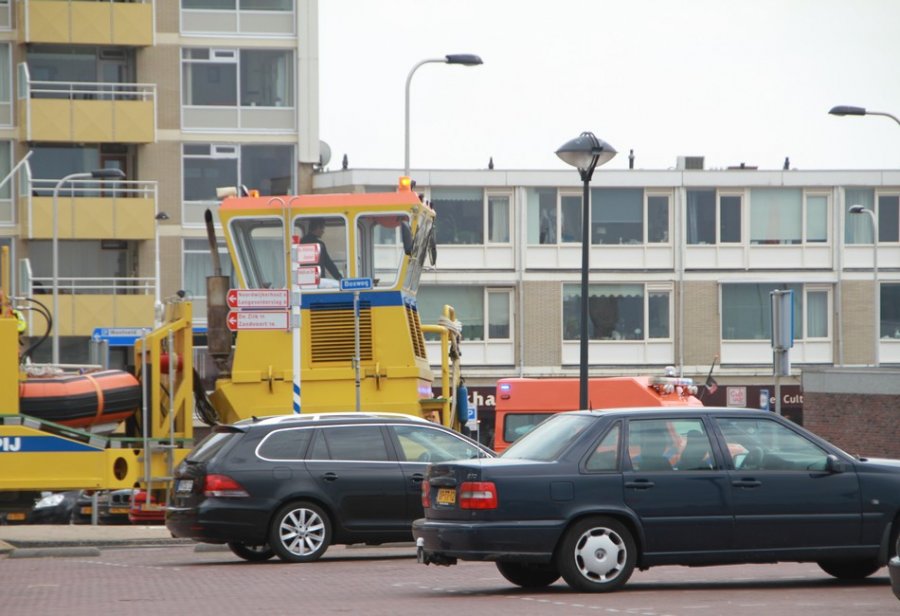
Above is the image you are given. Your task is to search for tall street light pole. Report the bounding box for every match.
[154,211,170,327]
[555,132,617,409]
[404,54,482,176]
[829,105,900,128]
[52,168,126,364]
[849,205,879,367]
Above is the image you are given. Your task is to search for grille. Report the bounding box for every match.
[309,301,373,363]
[406,305,427,359]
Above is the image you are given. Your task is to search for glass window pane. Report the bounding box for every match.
[647,195,669,243]
[845,188,874,244]
[720,195,742,243]
[240,50,293,107]
[648,292,669,339]
[564,283,644,340]
[487,291,510,339]
[321,426,389,461]
[294,216,347,283]
[0,44,10,102]
[240,145,294,195]
[878,196,899,242]
[806,195,828,242]
[356,214,408,287]
[182,62,237,106]
[686,190,715,244]
[716,417,827,472]
[183,0,236,8]
[392,425,485,463]
[487,195,510,243]
[807,291,828,338]
[431,187,483,244]
[418,286,484,340]
[526,188,556,244]
[230,218,285,289]
[722,283,803,340]
[592,188,643,244]
[183,155,237,201]
[750,188,802,244]
[883,284,900,339]
[627,419,676,471]
[258,428,312,460]
[560,195,581,243]
[586,424,620,471]
[239,0,291,9]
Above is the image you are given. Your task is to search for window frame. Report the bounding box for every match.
[561,282,673,342]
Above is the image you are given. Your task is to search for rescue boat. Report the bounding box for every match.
[19,370,142,431]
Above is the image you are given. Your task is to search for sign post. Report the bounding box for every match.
[770,290,794,416]
[289,239,321,413]
[341,278,373,412]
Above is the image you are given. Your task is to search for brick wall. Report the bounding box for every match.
[522,280,561,368]
[682,281,719,366]
[804,392,900,459]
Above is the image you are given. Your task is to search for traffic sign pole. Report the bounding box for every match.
[291,236,302,414]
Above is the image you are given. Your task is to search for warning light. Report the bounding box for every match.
[398,176,413,192]
[248,189,260,197]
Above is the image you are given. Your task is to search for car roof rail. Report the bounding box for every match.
[244,412,432,427]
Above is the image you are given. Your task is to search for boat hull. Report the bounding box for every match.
[19,370,142,430]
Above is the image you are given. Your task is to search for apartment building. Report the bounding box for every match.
[0,0,320,366]
[313,164,900,424]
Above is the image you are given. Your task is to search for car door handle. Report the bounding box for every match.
[322,472,338,482]
[732,479,761,488]
[625,480,655,489]
[410,473,425,483]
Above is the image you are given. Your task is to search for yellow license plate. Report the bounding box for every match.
[80,506,93,515]
[436,488,456,505]
[7,512,25,521]
[109,507,129,514]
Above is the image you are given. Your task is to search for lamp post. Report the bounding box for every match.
[404,54,482,176]
[849,204,879,367]
[52,168,126,364]
[829,105,900,128]
[555,132,617,409]
[154,211,170,327]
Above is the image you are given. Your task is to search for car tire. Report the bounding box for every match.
[228,542,276,562]
[817,558,881,580]
[269,501,331,563]
[555,516,636,592]
[496,561,560,588]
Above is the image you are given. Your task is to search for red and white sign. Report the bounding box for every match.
[292,243,321,265]
[226,289,289,310]
[226,310,290,331]
[297,266,321,287]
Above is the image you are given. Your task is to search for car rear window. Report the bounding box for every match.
[501,414,595,461]
[186,430,240,463]
[257,428,313,460]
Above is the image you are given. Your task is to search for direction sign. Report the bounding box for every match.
[297,266,321,287]
[226,310,290,331]
[340,277,373,291]
[292,243,321,265]
[226,289,289,310]
[91,327,151,346]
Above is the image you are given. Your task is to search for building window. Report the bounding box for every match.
[181,48,293,108]
[417,286,512,342]
[878,195,899,243]
[806,194,829,243]
[845,188,874,244]
[182,0,293,10]
[687,190,741,245]
[182,143,294,225]
[431,188,483,244]
[721,283,814,341]
[562,284,671,341]
[183,238,233,318]
[647,194,670,243]
[487,195,510,243]
[591,188,642,245]
[883,284,900,340]
[0,141,11,224]
[750,188,803,245]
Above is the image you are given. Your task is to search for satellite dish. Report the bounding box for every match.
[318,140,332,169]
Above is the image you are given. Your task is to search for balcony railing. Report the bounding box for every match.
[17,0,154,46]
[18,63,157,143]
[30,276,155,296]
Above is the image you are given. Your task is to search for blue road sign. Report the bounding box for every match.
[91,327,151,347]
[340,277,373,291]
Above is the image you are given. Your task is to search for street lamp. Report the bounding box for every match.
[52,168,126,364]
[555,132,617,409]
[849,204,879,367]
[404,54,483,176]
[829,105,900,127]
[154,211,170,327]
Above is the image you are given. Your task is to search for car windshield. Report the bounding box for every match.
[501,414,595,461]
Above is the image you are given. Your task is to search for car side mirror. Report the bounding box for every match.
[825,454,846,474]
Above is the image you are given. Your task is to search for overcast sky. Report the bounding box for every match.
[318,0,900,173]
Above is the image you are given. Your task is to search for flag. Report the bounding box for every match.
[705,375,718,395]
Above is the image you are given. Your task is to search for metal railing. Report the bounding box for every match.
[30,276,155,296]
[18,62,156,103]
[28,177,157,199]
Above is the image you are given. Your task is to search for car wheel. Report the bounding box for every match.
[269,501,331,563]
[496,561,560,588]
[555,516,636,592]
[228,542,276,562]
[818,558,881,580]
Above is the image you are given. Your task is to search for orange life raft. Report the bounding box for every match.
[19,370,142,430]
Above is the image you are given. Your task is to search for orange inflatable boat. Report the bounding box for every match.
[19,370,142,430]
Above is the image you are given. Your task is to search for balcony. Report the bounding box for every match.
[18,63,156,144]
[17,0,153,46]
[21,177,158,241]
[26,276,155,336]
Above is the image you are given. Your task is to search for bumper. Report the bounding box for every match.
[411,517,563,564]
[165,500,270,545]
[889,556,900,600]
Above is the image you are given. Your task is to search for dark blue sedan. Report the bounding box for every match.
[413,407,900,592]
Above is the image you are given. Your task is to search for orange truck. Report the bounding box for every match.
[493,374,704,452]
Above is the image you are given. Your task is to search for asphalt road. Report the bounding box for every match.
[1,544,894,616]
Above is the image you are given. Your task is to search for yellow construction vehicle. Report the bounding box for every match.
[0,178,464,516]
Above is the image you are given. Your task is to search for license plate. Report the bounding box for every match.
[109,507,129,514]
[7,512,25,521]
[176,479,193,493]
[80,506,93,515]
[436,488,456,505]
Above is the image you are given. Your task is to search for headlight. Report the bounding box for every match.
[35,493,65,509]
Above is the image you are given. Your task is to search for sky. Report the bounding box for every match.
[318,0,900,173]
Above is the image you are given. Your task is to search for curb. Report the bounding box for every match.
[8,546,102,559]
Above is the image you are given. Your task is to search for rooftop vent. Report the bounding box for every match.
[676,156,704,170]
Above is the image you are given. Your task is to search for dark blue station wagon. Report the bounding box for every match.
[413,407,900,592]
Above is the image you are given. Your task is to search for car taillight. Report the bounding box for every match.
[421,480,431,508]
[459,481,497,510]
[203,474,249,498]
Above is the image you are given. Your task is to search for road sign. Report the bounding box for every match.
[91,327,152,346]
[292,243,321,265]
[340,277,373,291]
[297,266,321,287]
[226,310,290,331]
[226,289,289,310]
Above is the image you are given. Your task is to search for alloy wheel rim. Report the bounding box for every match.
[280,508,326,555]
[573,527,626,582]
